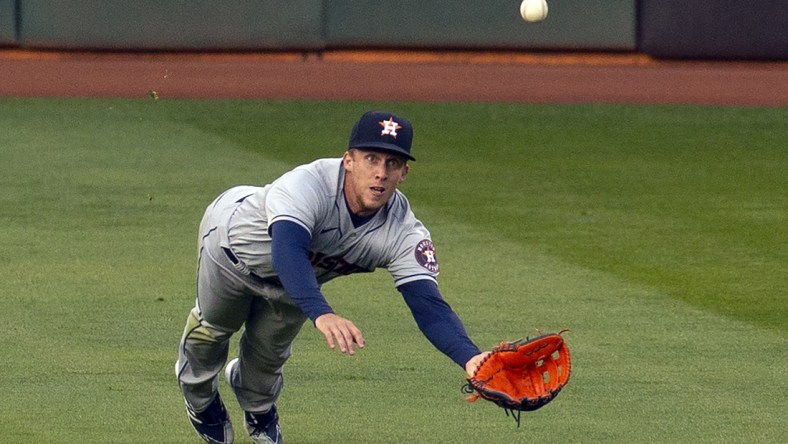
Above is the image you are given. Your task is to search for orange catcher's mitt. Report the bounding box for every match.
[463,331,571,427]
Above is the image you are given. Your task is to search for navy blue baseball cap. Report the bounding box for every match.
[348,111,415,161]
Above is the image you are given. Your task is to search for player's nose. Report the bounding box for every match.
[373,164,388,180]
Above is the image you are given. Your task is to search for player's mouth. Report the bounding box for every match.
[370,186,386,196]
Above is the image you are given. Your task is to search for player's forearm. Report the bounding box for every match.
[397,280,481,368]
[418,314,482,368]
[270,220,333,321]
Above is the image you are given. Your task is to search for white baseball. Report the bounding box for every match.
[520,0,548,22]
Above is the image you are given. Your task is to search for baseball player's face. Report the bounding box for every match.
[343,149,409,216]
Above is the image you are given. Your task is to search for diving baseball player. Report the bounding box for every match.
[176,111,488,444]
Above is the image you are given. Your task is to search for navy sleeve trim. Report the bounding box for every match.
[270,220,333,321]
[397,280,480,368]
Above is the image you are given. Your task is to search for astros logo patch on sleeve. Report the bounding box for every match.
[415,239,439,273]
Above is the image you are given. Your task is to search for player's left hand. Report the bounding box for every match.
[464,351,491,377]
[314,313,366,355]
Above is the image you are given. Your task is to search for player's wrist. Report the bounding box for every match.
[312,310,336,326]
[464,351,489,376]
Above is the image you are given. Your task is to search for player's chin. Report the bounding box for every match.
[362,194,388,212]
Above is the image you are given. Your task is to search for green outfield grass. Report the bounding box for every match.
[1,98,785,443]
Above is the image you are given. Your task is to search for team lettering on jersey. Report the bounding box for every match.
[309,251,369,276]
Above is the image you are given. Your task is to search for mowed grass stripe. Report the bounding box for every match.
[0,98,785,443]
[283,221,786,443]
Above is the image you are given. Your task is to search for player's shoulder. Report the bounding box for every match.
[289,157,340,177]
[385,191,429,234]
[277,157,342,188]
[386,190,413,219]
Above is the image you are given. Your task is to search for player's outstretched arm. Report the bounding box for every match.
[397,280,481,369]
[270,221,365,355]
[270,220,334,319]
[315,313,365,355]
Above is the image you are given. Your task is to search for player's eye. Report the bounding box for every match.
[387,159,403,168]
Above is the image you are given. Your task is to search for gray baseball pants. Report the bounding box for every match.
[176,186,308,413]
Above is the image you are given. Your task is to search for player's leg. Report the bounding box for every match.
[176,303,236,444]
[225,295,307,443]
[176,187,258,443]
[176,247,252,443]
[229,296,307,412]
[176,246,253,409]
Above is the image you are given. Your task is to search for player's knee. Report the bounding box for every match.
[181,306,234,345]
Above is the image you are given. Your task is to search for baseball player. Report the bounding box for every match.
[176,111,489,444]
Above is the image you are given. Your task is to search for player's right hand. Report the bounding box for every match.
[464,351,491,377]
[314,313,365,355]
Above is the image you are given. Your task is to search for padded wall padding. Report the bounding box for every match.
[17,0,325,50]
[640,0,788,60]
[0,0,17,46]
[325,0,637,50]
[14,0,637,52]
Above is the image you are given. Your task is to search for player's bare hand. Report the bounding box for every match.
[314,313,365,355]
[465,351,491,377]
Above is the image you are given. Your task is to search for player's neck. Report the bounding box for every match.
[343,193,377,228]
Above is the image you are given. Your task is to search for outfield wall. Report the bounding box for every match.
[639,0,788,60]
[321,1,635,50]
[2,1,786,60]
[16,0,325,50]
[11,0,636,51]
[0,0,16,45]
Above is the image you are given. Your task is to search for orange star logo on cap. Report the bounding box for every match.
[379,117,401,138]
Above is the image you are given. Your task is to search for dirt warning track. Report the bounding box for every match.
[1,49,786,106]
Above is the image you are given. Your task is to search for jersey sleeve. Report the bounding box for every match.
[386,222,440,287]
[270,220,334,321]
[398,279,481,368]
[265,167,330,236]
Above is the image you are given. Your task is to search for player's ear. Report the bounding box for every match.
[399,164,409,183]
[342,150,354,169]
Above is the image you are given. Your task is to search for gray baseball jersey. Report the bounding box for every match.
[226,158,439,287]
